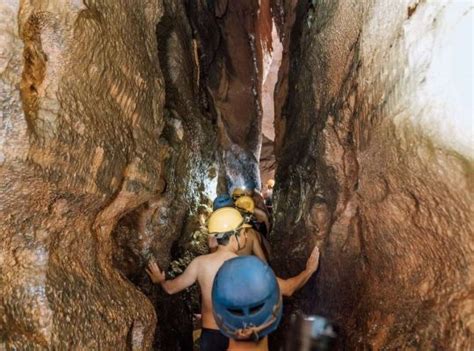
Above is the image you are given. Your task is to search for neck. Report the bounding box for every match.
[216,244,235,253]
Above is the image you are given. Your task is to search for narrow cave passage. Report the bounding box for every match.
[0,1,472,351]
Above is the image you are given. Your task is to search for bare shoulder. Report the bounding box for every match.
[192,252,215,266]
[189,254,205,268]
[246,228,259,240]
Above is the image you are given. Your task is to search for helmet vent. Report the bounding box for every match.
[227,308,245,316]
[249,303,265,314]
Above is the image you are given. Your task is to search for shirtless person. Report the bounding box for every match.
[209,195,269,262]
[146,207,320,351]
[236,227,267,262]
[233,188,271,234]
[212,250,321,351]
[234,195,272,259]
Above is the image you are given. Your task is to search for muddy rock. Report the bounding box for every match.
[271,1,473,349]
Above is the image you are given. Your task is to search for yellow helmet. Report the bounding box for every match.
[231,187,246,200]
[266,179,275,188]
[207,207,251,235]
[235,195,255,214]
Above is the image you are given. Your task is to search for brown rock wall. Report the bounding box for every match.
[0,1,217,349]
[188,0,267,190]
[271,1,473,349]
[111,1,219,349]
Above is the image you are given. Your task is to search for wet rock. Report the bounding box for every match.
[271,1,473,349]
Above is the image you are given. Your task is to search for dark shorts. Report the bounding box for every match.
[200,328,229,351]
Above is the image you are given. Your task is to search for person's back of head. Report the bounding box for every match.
[235,195,255,214]
[231,187,247,201]
[266,179,275,189]
[207,207,251,246]
[212,256,282,344]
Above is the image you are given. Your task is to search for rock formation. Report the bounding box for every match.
[1,0,472,350]
[270,1,473,349]
[0,1,217,349]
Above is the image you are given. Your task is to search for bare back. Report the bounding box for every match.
[236,228,258,256]
[196,250,238,329]
[236,228,269,262]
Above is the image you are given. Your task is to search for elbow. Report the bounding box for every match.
[161,282,176,295]
[281,284,296,297]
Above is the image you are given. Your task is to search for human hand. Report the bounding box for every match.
[234,327,256,340]
[305,246,320,273]
[146,261,166,284]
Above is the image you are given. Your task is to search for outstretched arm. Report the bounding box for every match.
[146,258,199,295]
[277,246,319,297]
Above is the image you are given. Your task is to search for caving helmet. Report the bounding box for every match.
[266,179,275,188]
[212,256,282,340]
[231,187,247,200]
[207,207,251,237]
[245,179,259,192]
[235,195,255,214]
[213,194,234,211]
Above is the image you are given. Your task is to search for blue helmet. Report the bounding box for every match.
[213,194,234,211]
[212,256,282,340]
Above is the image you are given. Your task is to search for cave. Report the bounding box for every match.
[0,0,472,350]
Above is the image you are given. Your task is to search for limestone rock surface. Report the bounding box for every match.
[189,0,271,191]
[0,1,217,349]
[111,1,219,349]
[271,1,473,349]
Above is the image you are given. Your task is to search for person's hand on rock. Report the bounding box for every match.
[146,261,165,284]
[234,327,257,340]
[305,245,320,273]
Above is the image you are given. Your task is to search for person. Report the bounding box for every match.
[208,198,268,262]
[232,186,271,232]
[263,179,275,213]
[212,251,320,351]
[146,207,251,351]
[235,195,271,236]
[212,256,282,351]
[231,187,247,201]
[234,195,272,260]
[146,207,320,351]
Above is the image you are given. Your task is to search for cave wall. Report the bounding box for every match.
[112,1,219,349]
[271,0,473,349]
[188,0,270,191]
[0,0,218,349]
